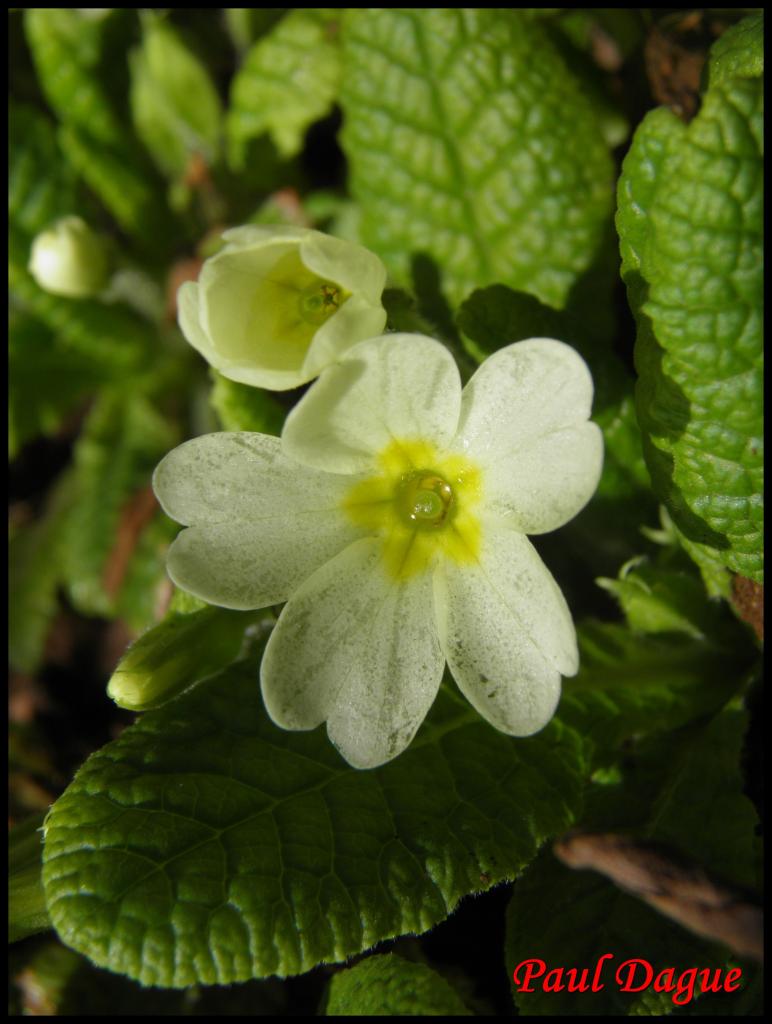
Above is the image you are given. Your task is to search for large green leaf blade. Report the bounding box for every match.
[617,77,764,584]
[42,662,585,986]
[340,8,613,306]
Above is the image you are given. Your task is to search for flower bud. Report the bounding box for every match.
[28,216,110,298]
[177,225,388,390]
[107,606,249,712]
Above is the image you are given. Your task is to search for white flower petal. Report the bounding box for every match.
[220,224,308,250]
[261,538,445,769]
[199,241,300,365]
[282,334,462,474]
[301,230,387,304]
[165,513,357,609]
[482,421,604,534]
[153,433,351,525]
[213,361,319,391]
[177,281,218,364]
[153,433,360,608]
[434,521,577,736]
[303,294,387,379]
[455,338,596,463]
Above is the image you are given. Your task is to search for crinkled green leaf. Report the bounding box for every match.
[227,9,342,164]
[9,472,77,674]
[9,813,51,943]
[23,9,122,143]
[130,13,222,179]
[9,313,102,459]
[340,8,613,306]
[707,13,763,87]
[559,621,745,761]
[210,371,285,434]
[617,79,763,584]
[63,392,178,618]
[9,102,76,239]
[324,954,472,1016]
[506,709,759,1015]
[42,659,585,986]
[107,606,256,711]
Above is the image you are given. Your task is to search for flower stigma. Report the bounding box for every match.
[343,438,482,580]
[299,281,344,325]
[399,472,454,528]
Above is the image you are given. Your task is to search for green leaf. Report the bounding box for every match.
[223,9,286,53]
[130,13,222,179]
[42,659,585,986]
[9,472,77,673]
[210,371,285,434]
[340,9,613,306]
[227,9,342,164]
[107,606,256,711]
[457,285,576,363]
[58,124,176,247]
[597,560,722,640]
[506,709,759,1015]
[9,814,51,943]
[707,13,763,87]
[617,79,763,584]
[646,709,760,891]
[63,392,178,618]
[324,954,472,1016]
[9,102,76,239]
[9,313,101,459]
[24,9,123,143]
[558,621,745,760]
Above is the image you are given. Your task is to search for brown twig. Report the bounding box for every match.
[554,832,763,963]
[731,576,764,644]
[102,486,159,601]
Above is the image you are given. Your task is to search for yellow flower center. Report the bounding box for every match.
[299,281,344,325]
[343,438,482,580]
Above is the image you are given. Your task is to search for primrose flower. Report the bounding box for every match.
[28,216,109,298]
[153,335,603,768]
[177,225,388,390]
